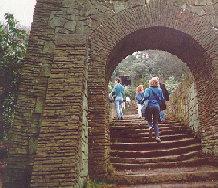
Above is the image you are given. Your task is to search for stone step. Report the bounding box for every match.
[110,122,179,128]
[110,143,202,158]
[106,165,218,186]
[109,115,217,186]
[112,158,207,170]
[111,150,200,165]
[111,138,200,150]
[132,181,218,188]
[116,181,218,188]
[110,126,193,136]
[111,130,194,141]
[110,126,178,133]
[110,132,193,142]
[111,133,194,143]
[111,119,183,125]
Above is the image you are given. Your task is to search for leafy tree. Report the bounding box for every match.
[151,51,188,82]
[111,50,190,94]
[123,85,136,100]
[0,13,29,141]
[131,63,147,86]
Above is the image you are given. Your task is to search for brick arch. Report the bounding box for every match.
[107,26,211,79]
[88,2,217,177]
[90,4,217,80]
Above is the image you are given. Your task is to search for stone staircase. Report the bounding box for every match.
[107,109,218,187]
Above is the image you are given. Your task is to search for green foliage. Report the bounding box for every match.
[123,85,135,100]
[131,63,146,86]
[110,50,190,95]
[165,76,180,95]
[151,51,188,82]
[108,80,115,93]
[83,177,116,188]
[0,13,29,141]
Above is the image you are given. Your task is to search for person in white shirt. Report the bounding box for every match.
[126,96,131,108]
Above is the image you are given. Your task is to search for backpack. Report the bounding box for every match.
[136,92,144,104]
[109,92,116,103]
[150,88,165,110]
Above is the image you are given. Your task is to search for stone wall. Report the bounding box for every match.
[166,73,200,134]
[3,1,90,187]
[166,73,218,157]
[109,103,117,122]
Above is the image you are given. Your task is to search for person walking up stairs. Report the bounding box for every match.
[108,112,218,187]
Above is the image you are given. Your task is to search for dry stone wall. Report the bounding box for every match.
[166,73,200,134]
[167,72,218,158]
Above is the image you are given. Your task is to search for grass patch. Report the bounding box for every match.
[83,177,118,188]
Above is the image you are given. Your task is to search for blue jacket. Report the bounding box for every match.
[136,92,144,104]
[112,83,124,98]
[144,87,164,106]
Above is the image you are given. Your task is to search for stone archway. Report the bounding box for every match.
[88,0,217,180]
[3,0,217,188]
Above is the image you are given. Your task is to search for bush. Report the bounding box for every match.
[0,13,28,141]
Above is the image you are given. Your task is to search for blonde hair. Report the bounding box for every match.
[150,77,160,88]
[136,85,143,94]
[152,77,159,81]
[149,79,159,87]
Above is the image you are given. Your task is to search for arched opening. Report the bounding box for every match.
[88,24,217,177]
[104,26,214,126]
[107,26,211,82]
[109,49,190,98]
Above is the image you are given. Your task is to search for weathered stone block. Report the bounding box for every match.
[55,34,87,45]
[34,97,45,114]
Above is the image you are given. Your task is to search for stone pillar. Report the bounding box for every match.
[87,60,110,179]
[30,34,89,188]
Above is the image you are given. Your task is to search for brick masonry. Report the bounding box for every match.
[3,0,218,187]
[166,73,217,157]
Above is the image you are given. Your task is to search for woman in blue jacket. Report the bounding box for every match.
[144,78,164,143]
[136,85,144,119]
